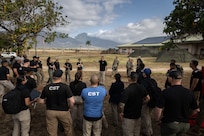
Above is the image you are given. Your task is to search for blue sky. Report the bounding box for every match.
[55,0,175,43]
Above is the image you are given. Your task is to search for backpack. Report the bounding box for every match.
[2,88,22,114]
[146,78,162,108]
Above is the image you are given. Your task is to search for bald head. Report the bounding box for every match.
[90,74,99,85]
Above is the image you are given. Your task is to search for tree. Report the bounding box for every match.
[163,0,204,39]
[0,0,69,54]
[86,40,91,51]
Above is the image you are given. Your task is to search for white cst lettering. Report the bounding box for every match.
[88,92,100,96]
[49,86,60,90]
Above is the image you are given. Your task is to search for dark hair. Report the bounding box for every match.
[191,60,198,67]
[16,75,26,85]
[75,72,82,81]
[130,72,138,81]
[114,73,121,82]
[47,57,51,63]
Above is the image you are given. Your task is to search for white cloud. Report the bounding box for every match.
[54,1,166,44]
[89,17,166,43]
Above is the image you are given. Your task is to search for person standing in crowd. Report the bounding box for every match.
[12,57,23,85]
[0,59,15,107]
[112,56,119,77]
[81,74,107,136]
[189,60,202,105]
[70,72,87,129]
[126,57,133,77]
[46,57,55,84]
[38,69,75,136]
[140,68,160,136]
[77,58,83,75]
[98,56,107,85]
[155,70,199,136]
[119,72,150,136]
[64,59,72,83]
[54,58,60,70]
[164,63,177,88]
[30,56,41,85]
[109,73,124,127]
[36,56,44,84]
[136,57,145,84]
[12,75,37,136]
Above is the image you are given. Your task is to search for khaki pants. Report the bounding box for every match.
[12,109,31,136]
[71,103,83,129]
[65,69,71,83]
[37,68,44,83]
[0,80,15,90]
[122,117,141,136]
[193,91,201,105]
[141,104,153,136]
[83,118,102,136]
[110,103,119,126]
[99,71,105,85]
[46,110,73,136]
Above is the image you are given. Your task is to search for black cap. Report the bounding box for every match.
[53,69,63,77]
[1,59,8,64]
[168,70,182,79]
[24,59,30,63]
[33,56,37,58]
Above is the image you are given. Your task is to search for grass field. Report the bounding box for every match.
[1,50,204,136]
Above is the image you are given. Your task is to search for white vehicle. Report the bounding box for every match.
[1,52,17,58]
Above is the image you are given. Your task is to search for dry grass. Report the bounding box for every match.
[1,50,204,136]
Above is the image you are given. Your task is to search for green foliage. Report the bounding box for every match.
[164,0,204,39]
[86,40,91,46]
[160,39,177,51]
[0,0,69,52]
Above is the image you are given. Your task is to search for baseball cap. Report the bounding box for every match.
[168,70,182,79]
[24,59,30,63]
[53,69,63,77]
[142,68,151,76]
[15,57,21,61]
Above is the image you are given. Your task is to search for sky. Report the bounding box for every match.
[54,0,175,44]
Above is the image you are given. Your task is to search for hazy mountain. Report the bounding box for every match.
[74,33,120,49]
[37,33,120,50]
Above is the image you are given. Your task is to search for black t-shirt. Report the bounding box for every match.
[30,60,38,72]
[190,69,202,91]
[65,62,72,70]
[120,83,148,119]
[156,85,198,123]
[99,60,107,71]
[77,62,83,70]
[0,66,9,80]
[16,85,30,111]
[47,62,54,70]
[38,61,43,69]
[12,62,23,77]
[109,81,124,104]
[70,80,86,96]
[54,61,60,70]
[40,82,73,111]
[25,76,37,92]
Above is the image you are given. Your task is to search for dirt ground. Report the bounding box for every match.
[0,69,197,136]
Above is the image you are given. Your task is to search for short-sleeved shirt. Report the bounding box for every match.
[70,80,87,96]
[0,66,9,80]
[109,81,124,104]
[77,62,83,70]
[25,76,37,92]
[156,85,198,123]
[54,61,60,70]
[47,62,54,70]
[65,62,72,70]
[12,62,23,77]
[16,85,30,111]
[40,82,73,111]
[190,69,202,92]
[99,60,107,71]
[81,86,107,119]
[38,61,43,69]
[30,60,38,72]
[120,83,148,119]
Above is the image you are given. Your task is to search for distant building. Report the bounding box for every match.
[118,36,171,56]
[118,35,204,58]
